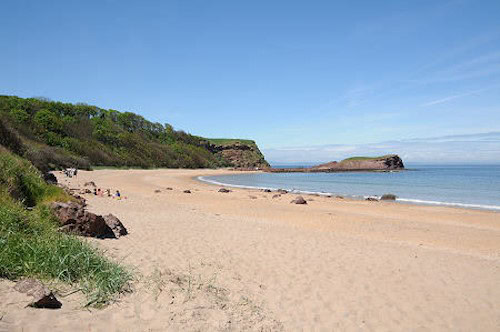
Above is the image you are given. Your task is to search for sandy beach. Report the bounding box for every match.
[1,168,499,331]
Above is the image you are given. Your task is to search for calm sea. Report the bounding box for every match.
[199,164,500,211]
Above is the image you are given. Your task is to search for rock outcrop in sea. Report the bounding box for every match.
[268,154,404,173]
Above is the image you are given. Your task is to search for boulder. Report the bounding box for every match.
[103,214,128,238]
[14,279,62,309]
[218,188,231,193]
[43,172,58,185]
[51,202,116,238]
[380,194,397,200]
[263,189,272,193]
[290,196,307,204]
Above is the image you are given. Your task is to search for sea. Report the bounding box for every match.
[199,164,500,211]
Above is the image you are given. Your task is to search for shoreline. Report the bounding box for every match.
[2,168,499,330]
[196,171,500,212]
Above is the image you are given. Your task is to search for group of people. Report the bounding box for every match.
[93,188,121,199]
[63,168,78,178]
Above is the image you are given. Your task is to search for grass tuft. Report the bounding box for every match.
[0,148,131,306]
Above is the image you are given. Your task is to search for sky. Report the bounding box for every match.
[1,0,500,163]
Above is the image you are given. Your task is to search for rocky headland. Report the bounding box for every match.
[267,154,404,173]
[204,138,270,169]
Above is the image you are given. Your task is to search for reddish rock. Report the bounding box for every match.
[290,196,307,205]
[103,214,128,238]
[50,202,125,238]
[14,279,62,309]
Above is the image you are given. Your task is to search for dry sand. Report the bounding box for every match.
[1,168,499,331]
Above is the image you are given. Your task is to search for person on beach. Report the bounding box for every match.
[115,190,121,200]
[106,189,111,197]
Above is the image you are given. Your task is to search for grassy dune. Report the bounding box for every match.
[0,147,131,306]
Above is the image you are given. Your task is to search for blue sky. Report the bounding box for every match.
[1,0,500,162]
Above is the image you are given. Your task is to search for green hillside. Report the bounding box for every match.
[0,95,270,171]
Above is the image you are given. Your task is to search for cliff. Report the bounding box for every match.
[204,139,270,169]
[268,154,404,173]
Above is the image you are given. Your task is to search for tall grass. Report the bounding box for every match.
[0,148,131,306]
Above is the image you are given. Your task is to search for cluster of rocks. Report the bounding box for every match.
[50,202,127,239]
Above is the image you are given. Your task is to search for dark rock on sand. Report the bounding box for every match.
[154,189,161,193]
[14,279,62,309]
[218,188,231,193]
[103,214,128,238]
[51,202,127,238]
[183,190,192,194]
[43,172,58,185]
[165,187,173,190]
[263,189,272,193]
[290,196,307,204]
[380,193,397,200]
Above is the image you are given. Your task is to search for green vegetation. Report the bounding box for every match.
[0,95,234,170]
[0,147,131,306]
[341,154,396,162]
[206,138,256,146]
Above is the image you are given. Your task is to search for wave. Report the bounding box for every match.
[395,198,500,211]
[197,176,500,211]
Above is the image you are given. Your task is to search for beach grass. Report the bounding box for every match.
[0,148,131,306]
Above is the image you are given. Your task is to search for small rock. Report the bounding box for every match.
[380,193,397,200]
[218,188,231,193]
[154,189,161,193]
[165,187,173,190]
[14,279,62,309]
[290,196,307,204]
[272,194,281,199]
[103,214,128,238]
[183,190,191,194]
[262,189,272,193]
[43,173,58,185]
